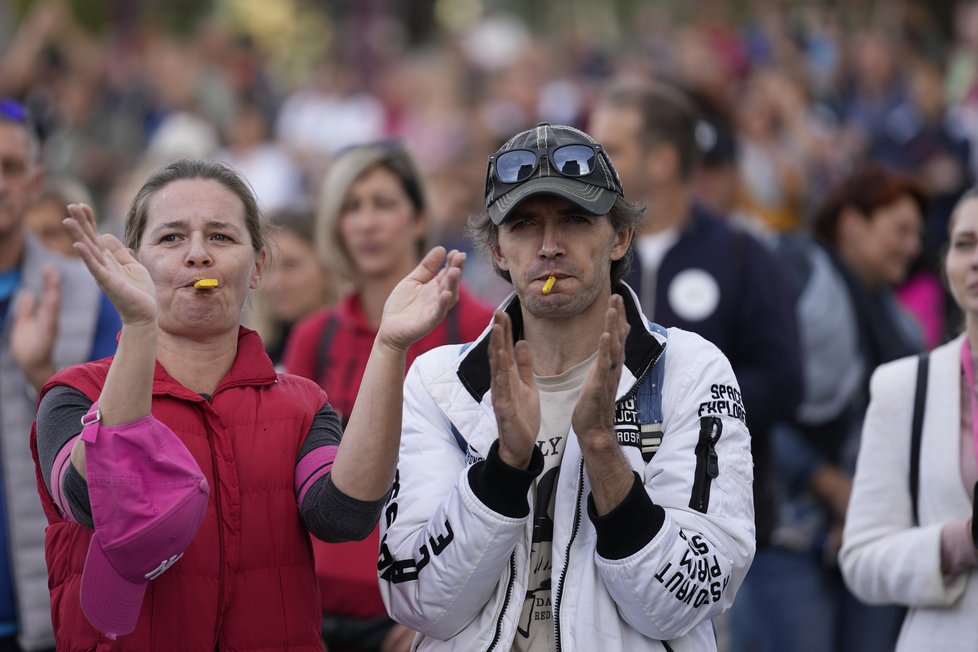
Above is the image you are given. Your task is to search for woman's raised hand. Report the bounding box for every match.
[64,204,157,327]
[377,246,464,352]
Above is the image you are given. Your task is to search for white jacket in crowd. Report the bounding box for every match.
[378,286,755,651]
[841,335,978,651]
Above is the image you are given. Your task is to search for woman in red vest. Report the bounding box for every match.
[284,142,492,652]
[30,159,465,651]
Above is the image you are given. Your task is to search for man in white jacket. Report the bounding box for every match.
[378,123,756,651]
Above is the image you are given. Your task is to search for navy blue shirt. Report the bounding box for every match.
[624,205,804,545]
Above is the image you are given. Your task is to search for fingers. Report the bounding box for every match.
[445,248,466,271]
[38,265,61,331]
[101,233,138,266]
[600,295,627,372]
[64,203,101,249]
[12,290,34,328]
[65,205,109,272]
[488,312,512,395]
[410,246,448,284]
[514,340,535,387]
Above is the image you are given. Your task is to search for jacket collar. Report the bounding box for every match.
[151,326,278,401]
[456,281,663,403]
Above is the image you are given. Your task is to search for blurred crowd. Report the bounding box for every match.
[3,0,978,650]
[0,1,971,320]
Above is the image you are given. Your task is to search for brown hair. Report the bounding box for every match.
[597,79,702,180]
[813,164,929,247]
[124,159,267,253]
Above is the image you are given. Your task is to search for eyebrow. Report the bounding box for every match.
[149,220,245,237]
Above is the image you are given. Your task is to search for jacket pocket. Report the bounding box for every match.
[689,417,722,513]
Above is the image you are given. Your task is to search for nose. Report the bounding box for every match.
[345,205,379,231]
[538,220,564,259]
[184,233,213,267]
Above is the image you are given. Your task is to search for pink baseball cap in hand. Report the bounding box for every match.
[79,405,209,638]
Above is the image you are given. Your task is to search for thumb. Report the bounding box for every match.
[408,246,448,285]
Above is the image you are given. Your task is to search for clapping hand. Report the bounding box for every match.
[572,294,630,445]
[63,204,157,328]
[11,264,59,392]
[488,309,539,470]
[376,246,464,352]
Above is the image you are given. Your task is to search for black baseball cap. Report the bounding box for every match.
[485,123,624,225]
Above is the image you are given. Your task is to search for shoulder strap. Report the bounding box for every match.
[910,352,929,526]
[637,323,668,462]
[315,313,339,381]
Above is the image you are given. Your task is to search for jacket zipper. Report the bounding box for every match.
[552,462,585,652]
[486,553,517,651]
[202,412,227,649]
[689,417,721,513]
[551,342,665,650]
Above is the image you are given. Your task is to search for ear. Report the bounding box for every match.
[611,226,633,262]
[490,240,510,272]
[250,247,268,289]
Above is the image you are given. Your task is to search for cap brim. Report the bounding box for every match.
[488,177,617,225]
[81,536,146,637]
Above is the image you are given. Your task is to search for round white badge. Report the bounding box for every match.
[667,269,720,322]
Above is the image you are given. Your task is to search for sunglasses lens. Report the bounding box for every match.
[553,145,596,177]
[495,150,538,183]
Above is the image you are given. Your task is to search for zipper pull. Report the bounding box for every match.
[707,451,719,479]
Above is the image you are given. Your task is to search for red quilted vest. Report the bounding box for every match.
[30,328,328,652]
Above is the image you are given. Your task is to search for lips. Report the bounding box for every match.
[536,273,569,282]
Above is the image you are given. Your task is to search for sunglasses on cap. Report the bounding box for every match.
[0,99,29,123]
[488,143,608,185]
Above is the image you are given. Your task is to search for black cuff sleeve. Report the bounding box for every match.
[467,439,543,518]
[587,472,665,560]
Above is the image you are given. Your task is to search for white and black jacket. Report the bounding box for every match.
[378,283,756,651]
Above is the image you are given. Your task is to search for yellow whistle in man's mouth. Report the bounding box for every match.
[194,279,219,289]
[542,276,556,294]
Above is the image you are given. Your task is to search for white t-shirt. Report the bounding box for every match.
[512,352,595,652]
[635,229,680,318]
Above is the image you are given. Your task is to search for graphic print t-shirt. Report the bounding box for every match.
[512,352,594,652]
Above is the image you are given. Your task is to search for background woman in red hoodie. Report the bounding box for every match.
[284,142,492,652]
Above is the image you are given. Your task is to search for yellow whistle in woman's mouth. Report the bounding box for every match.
[194,278,219,289]
[542,276,556,294]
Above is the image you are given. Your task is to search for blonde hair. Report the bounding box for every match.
[316,141,428,280]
